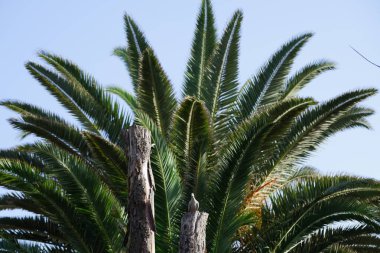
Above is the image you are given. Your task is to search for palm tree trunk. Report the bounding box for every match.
[125,125,155,253]
[179,196,208,253]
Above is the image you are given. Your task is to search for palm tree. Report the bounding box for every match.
[0,0,379,252]
[237,175,380,252]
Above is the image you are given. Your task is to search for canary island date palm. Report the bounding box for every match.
[1,0,379,252]
[236,174,380,253]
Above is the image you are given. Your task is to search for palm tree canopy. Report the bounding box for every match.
[1,0,379,252]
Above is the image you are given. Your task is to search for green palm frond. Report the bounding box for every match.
[0,159,92,253]
[30,144,126,253]
[269,176,380,252]
[329,106,375,132]
[290,225,379,253]
[25,56,130,145]
[8,114,87,157]
[240,176,380,253]
[0,144,127,253]
[237,98,315,209]
[282,60,336,99]
[107,86,138,112]
[273,89,377,168]
[207,99,315,253]
[82,132,129,205]
[0,193,40,214]
[0,148,43,168]
[137,49,177,137]
[0,216,63,245]
[114,15,150,91]
[183,0,216,98]
[236,33,312,123]
[203,10,242,139]
[250,89,377,208]
[25,62,99,134]
[327,243,380,253]
[0,238,69,253]
[170,97,211,204]
[38,52,130,143]
[334,234,380,252]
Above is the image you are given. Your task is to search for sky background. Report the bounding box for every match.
[1,0,380,184]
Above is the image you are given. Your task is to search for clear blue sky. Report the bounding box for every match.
[1,0,380,180]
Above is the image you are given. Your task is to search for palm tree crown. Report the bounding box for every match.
[0,0,379,252]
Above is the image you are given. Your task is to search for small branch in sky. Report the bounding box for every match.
[350,46,380,68]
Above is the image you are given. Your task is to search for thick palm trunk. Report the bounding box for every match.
[179,195,208,253]
[125,125,155,253]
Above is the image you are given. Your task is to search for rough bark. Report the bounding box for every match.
[125,125,155,253]
[179,195,208,253]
